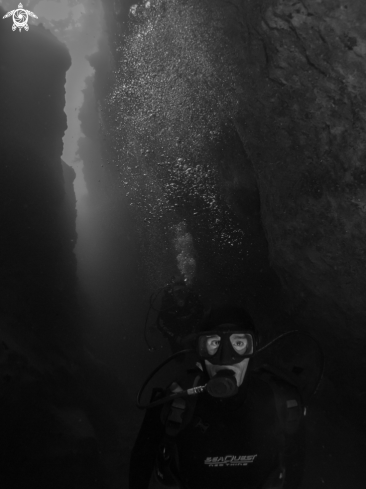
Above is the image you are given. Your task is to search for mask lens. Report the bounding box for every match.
[205,335,221,356]
[230,334,251,355]
[198,334,220,356]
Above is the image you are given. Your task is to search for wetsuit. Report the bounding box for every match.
[129,368,305,489]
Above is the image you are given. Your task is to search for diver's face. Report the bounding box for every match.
[205,358,250,387]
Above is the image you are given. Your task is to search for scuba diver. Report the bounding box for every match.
[130,305,310,489]
[155,276,206,355]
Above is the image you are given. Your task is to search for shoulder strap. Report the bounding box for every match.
[255,365,305,436]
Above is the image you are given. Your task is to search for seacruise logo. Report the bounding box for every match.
[2,3,38,32]
[204,454,258,467]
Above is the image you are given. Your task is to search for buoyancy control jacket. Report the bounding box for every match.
[129,366,305,489]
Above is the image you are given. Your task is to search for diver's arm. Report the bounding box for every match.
[129,404,165,489]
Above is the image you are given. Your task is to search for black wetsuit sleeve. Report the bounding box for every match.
[129,403,165,489]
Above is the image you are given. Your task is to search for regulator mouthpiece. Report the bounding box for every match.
[206,370,238,398]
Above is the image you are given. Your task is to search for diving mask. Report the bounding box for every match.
[197,323,255,366]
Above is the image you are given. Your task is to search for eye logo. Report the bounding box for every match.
[2,3,38,32]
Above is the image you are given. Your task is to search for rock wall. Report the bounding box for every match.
[0,18,78,343]
[232,0,366,372]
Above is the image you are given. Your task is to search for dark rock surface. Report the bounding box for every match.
[231,0,366,402]
[0,16,76,340]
